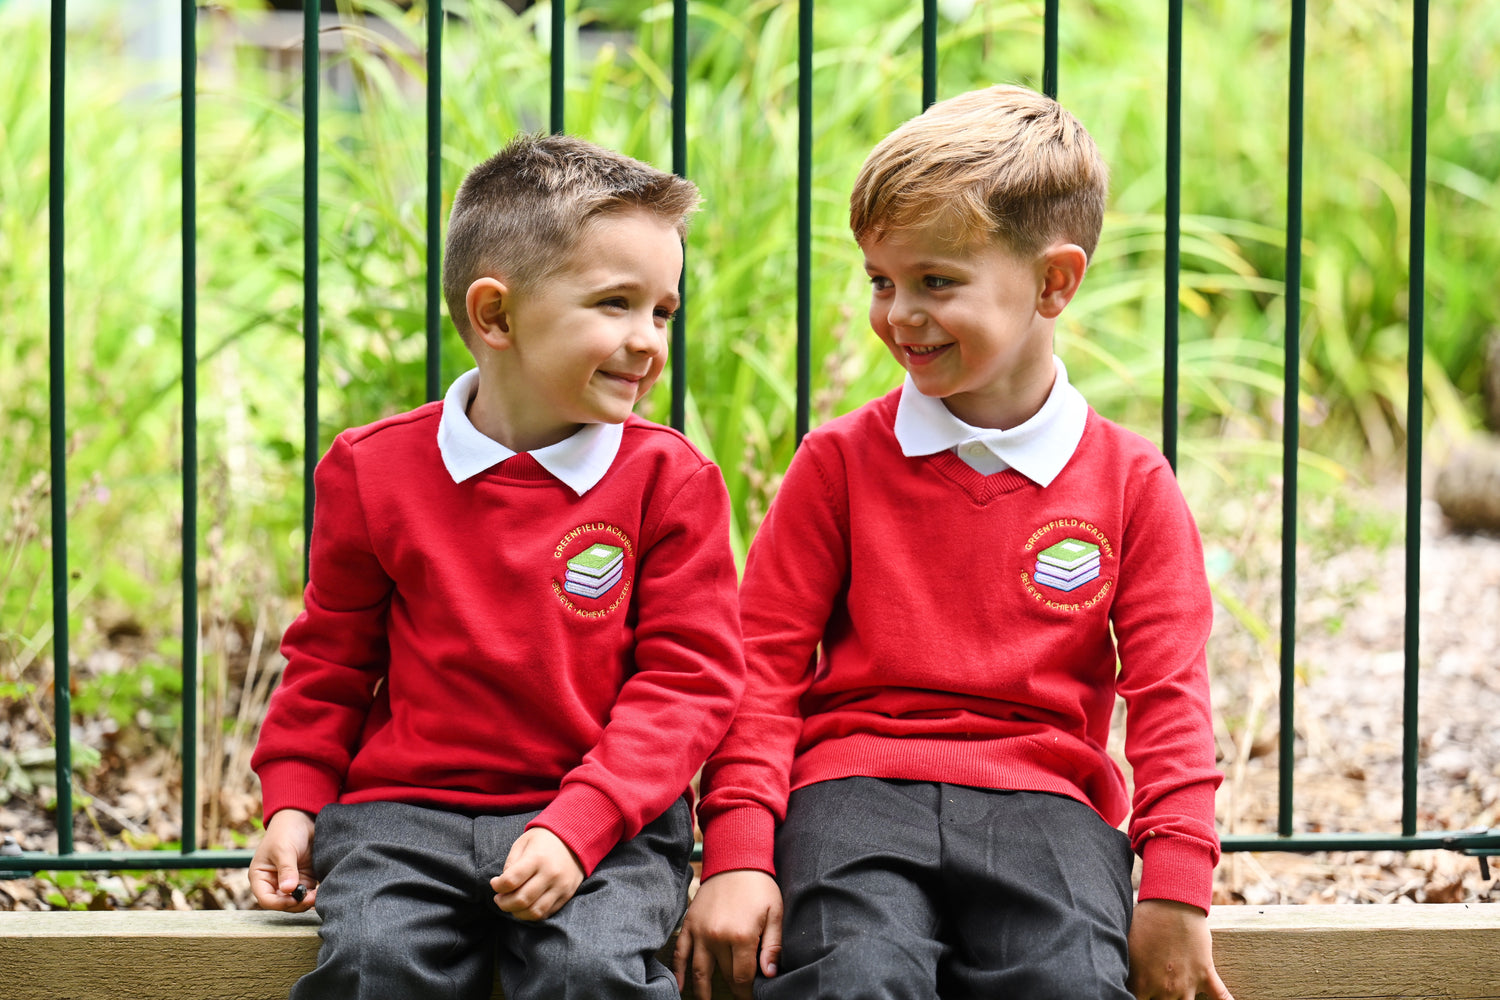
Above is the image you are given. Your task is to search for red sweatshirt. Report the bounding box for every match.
[698,388,1222,911]
[252,407,744,874]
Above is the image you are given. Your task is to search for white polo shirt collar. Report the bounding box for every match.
[893,356,1088,487]
[436,368,622,496]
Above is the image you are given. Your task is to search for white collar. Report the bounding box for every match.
[892,356,1088,487]
[436,368,622,496]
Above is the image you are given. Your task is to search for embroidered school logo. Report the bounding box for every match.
[1034,539,1100,592]
[1020,518,1115,612]
[552,523,635,619]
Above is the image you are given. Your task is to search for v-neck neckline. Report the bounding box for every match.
[925,451,1035,505]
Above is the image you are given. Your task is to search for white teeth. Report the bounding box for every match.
[907,344,943,355]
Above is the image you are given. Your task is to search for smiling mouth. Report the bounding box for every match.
[600,371,647,384]
[901,343,952,364]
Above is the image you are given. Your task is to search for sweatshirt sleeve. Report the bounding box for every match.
[1111,458,1223,913]
[251,433,392,820]
[529,462,746,874]
[696,438,850,878]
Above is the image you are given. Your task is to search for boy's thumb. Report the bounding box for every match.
[760,917,782,978]
[278,858,301,894]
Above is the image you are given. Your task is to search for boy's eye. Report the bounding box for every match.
[654,306,677,322]
[599,297,629,310]
[868,275,892,291]
[924,276,955,289]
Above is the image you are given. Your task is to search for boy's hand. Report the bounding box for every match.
[1126,898,1235,1000]
[673,869,783,1000]
[248,809,319,912]
[491,827,585,921]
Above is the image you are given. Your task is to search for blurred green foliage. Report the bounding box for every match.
[1,0,1496,685]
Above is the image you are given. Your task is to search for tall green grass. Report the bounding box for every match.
[3,0,1498,687]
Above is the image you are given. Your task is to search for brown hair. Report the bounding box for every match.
[442,134,700,344]
[850,85,1108,259]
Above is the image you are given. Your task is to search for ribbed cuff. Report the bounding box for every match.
[256,759,343,821]
[700,805,778,879]
[1137,836,1217,913]
[529,782,627,877]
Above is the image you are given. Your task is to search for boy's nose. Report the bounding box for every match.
[887,293,927,328]
[625,316,666,355]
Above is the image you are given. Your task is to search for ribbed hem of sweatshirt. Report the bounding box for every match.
[1137,836,1218,913]
[528,781,628,877]
[256,759,343,821]
[699,805,778,880]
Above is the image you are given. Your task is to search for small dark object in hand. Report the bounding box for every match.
[292,884,307,903]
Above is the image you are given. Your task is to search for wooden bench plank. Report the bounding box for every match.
[2,905,1498,1000]
[1210,904,1500,1000]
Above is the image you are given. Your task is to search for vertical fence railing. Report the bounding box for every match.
[301,2,319,586]
[47,0,73,861]
[181,0,201,857]
[795,0,813,443]
[1402,0,1429,839]
[1277,0,1307,842]
[670,0,689,433]
[425,0,443,404]
[1162,0,1182,471]
[8,0,1498,880]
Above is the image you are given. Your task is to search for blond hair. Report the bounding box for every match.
[850,85,1108,258]
[442,134,700,345]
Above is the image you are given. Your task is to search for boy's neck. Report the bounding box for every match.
[940,352,1058,431]
[467,375,583,454]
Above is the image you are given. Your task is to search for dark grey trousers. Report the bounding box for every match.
[759,778,1135,1000]
[290,797,694,1000]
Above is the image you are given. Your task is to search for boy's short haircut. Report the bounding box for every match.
[443,134,701,345]
[850,84,1108,260]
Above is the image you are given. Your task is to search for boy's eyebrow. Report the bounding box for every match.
[863,257,968,273]
[590,279,681,307]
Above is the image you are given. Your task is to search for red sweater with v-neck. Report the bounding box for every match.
[698,387,1222,911]
[252,408,744,875]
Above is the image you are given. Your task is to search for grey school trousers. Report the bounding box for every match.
[290,797,693,1000]
[759,777,1135,1000]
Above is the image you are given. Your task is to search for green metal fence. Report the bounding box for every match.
[5,0,1498,882]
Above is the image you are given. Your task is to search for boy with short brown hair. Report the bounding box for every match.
[677,85,1232,1000]
[249,133,744,1000]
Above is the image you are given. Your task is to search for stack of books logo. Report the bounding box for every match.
[1034,538,1101,592]
[564,543,626,599]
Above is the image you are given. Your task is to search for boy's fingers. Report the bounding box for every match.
[689,942,718,1000]
[670,925,691,989]
[1209,968,1235,1000]
[492,857,531,895]
[729,938,758,993]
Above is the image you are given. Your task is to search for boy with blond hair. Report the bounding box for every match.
[676,85,1233,1000]
[249,133,744,1000]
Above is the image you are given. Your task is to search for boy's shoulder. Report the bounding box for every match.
[800,386,904,450]
[1072,409,1176,480]
[335,399,445,453]
[618,413,717,470]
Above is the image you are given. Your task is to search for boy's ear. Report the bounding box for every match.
[1037,243,1089,319]
[466,276,513,350]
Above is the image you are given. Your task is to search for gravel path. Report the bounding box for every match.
[1210,490,1500,905]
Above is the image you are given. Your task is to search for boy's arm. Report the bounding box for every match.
[678,439,849,996]
[696,437,849,877]
[1112,459,1223,912]
[1111,456,1230,998]
[251,433,392,821]
[526,462,746,875]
